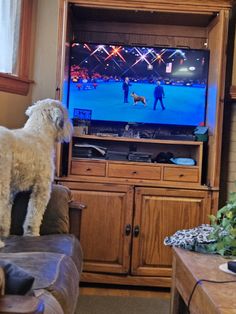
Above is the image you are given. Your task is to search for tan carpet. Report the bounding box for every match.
[76,295,170,314]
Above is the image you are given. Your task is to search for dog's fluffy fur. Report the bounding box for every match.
[131,92,146,106]
[0,99,73,247]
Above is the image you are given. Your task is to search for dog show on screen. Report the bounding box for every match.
[68,43,209,127]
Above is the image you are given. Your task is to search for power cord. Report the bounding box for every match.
[187,279,236,311]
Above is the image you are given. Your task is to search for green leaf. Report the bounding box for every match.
[230,228,236,237]
[218,248,226,256]
[216,241,225,250]
[226,211,233,219]
[205,188,236,256]
[222,218,230,228]
[209,215,217,224]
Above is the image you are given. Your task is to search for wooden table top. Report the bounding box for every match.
[173,247,236,313]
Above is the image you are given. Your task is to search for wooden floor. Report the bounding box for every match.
[80,284,171,300]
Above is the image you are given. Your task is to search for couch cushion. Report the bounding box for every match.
[1,234,83,274]
[0,252,79,314]
[10,184,72,235]
[0,260,34,295]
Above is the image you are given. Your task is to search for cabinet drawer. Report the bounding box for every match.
[163,166,199,183]
[108,163,161,180]
[71,160,106,176]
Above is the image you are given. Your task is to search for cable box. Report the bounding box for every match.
[128,152,152,162]
[106,150,128,161]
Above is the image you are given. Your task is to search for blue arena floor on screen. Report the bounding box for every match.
[68,81,206,126]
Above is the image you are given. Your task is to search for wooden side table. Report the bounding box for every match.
[170,247,236,314]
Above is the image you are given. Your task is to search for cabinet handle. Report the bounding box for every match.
[86,168,91,171]
[133,225,140,237]
[125,224,132,236]
[132,171,137,175]
[179,174,184,177]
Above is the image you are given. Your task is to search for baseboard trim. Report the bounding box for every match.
[81,272,171,288]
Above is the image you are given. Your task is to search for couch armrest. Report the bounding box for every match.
[0,295,44,314]
[69,201,86,239]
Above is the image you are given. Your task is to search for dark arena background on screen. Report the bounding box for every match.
[68,43,209,127]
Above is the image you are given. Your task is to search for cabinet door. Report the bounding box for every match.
[131,187,211,277]
[65,182,133,274]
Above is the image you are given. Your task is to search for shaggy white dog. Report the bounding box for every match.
[0,99,73,247]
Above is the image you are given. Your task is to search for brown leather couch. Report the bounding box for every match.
[0,185,83,314]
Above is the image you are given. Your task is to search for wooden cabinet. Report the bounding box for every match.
[60,181,133,274]
[59,180,212,287]
[131,187,211,277]
[56,0,233,288]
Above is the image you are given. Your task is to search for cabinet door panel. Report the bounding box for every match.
[131,187,211,277]
[70,183,133,274]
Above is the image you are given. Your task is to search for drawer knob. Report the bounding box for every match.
[133,225,140,237]
[86,168,91,171]
[179,174,184,177]
[132,171,137,175]
[125,224,132,236]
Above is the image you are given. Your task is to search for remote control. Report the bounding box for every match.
[228,261,236,273]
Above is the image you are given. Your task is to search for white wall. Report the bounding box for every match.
[0,92,32,128]
[31,0,60,102]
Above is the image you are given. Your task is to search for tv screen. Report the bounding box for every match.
[68,42,209,127]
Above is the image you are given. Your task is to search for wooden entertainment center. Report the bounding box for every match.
[56,0,233,287]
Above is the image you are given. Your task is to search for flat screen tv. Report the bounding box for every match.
[68,42,209,127]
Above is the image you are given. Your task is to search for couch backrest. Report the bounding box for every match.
[10,184,72,235]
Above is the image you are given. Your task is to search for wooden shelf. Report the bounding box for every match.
[73,134,202,146]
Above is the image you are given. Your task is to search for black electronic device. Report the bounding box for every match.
[106,150,128,161]
[128,152,152,163]
[73,144,107,158]
[73,148,93,158]
[228,261,236,273]
[154,152,174,163]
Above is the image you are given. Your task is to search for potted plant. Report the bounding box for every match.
[208,192,236,256]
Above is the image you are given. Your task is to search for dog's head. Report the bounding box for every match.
[25,99,73,143]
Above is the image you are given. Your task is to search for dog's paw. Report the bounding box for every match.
[0,240,5,248]
[23,230,40,237]
[23,225,40,237]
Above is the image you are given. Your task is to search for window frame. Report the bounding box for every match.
[0,0,33,95]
